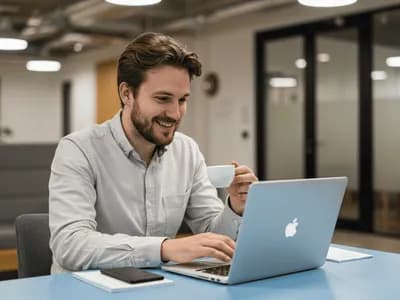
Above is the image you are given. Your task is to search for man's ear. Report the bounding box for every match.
[118,82,133,106]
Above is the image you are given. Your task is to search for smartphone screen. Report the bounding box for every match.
[100,267,164,284]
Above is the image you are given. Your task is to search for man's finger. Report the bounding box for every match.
[202,235,236,253]
[231,173,258,185]
[202,232,236,249]
[234,165,253,175]
[237,183,250,194]
[231,161,239,168]
[201,247,231,262]
[202,239,235,258]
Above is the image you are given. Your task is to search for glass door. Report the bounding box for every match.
[315,28,360,222]
[257,16,372,231]
[264,36,305,180]
[373,9,400,234]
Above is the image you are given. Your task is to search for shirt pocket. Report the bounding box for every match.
[162,190,190,237]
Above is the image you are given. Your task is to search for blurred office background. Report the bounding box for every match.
[1,0,400,279]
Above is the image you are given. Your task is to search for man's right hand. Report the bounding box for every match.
[161,232,235,263]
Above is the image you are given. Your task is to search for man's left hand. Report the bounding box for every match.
[227,162,258,216]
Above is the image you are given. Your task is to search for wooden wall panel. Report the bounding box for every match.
[0,249,17,272]
[96,60,120,123]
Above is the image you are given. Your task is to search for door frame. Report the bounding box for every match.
[255,13,373,231]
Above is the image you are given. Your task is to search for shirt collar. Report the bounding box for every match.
[109,111,135,158]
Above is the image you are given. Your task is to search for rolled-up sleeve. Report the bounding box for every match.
[49,139,166,272]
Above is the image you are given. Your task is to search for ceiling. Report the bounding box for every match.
[0,0,296,57]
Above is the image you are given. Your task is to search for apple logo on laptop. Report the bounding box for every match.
[285,218,299,238]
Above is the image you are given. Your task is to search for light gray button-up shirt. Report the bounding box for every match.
[49,112,241,273]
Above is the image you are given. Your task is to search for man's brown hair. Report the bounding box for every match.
[117,32,202,107]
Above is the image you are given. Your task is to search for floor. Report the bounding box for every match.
[333,229,400,253]
[339,189,400,235]
[0,270,17,281]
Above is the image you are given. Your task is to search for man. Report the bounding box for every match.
[49,32,257,273]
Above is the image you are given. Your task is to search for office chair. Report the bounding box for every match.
[15,213,52,278]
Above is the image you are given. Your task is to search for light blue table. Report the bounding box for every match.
[1,245,399,299]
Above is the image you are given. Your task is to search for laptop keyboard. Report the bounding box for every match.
[199,264,231,276]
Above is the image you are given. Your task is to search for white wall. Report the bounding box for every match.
[0,44,126,143]
[189,30,255,167]
[0,58,62,143]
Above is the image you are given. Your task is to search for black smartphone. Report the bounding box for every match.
[100,267,164,284]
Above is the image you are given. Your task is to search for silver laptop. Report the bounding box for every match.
[162,177,347,284]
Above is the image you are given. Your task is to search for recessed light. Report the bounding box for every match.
[317,53,330,63]
[269,77,297,88]
[386,56,400,67]
[105,0,162,6]
[298,0,357,7]
[26,60,61,72]
[73,43,83,52]
[371,71,387,81]
[0,37,28,51]
[295,58,307,69]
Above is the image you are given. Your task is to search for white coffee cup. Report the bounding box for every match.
[207,165,235,188]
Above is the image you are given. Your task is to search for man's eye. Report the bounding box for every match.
[156,96,169,102]
[179,98,187,103]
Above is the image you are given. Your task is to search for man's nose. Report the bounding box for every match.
[166,102,181,120]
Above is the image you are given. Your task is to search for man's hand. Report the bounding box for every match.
[227,162,258,216]
[161,233,235,263]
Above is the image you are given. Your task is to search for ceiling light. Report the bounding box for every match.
[371,71,387,81]
[317,53,330,63]
[298,0,357,7]
[386,56,400,67]
[105,0,162,6]
[269,77,297,88]
[295,58,307,69]
[73,42,83,52]
[26,60,61,72]
[0,37,28,50]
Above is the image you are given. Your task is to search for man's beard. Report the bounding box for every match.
[131,103,179,147]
